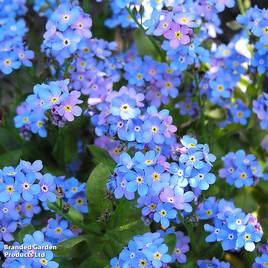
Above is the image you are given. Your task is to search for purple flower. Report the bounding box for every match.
[58,91,82,121]
[164,23,192,48]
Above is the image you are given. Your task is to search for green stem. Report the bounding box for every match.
[256,74,264,97]
[63,59,71,79]
[48,202,101,236]
[83,0,90,13]
[236,0,245,15]
[126,7,165,61]
[194,73,206,143]
[177,213,197,255]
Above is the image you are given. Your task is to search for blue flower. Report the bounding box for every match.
[69,192,88,213]
[0,51,20,74]
[38,174,57,202]
[50,4,80,31]
[142,117,165,144]
[111,94,141,120]
[226,211,249,232]
[133,151,158,170]
[45,218,74,243]
[189,164,216,190]
[0,177,20,202]
[15,171,40,201]
[236,224,262,251]
[145,243,171,268]
[125,169,148,196]
[153,203,177,228]
[196,197,218,220]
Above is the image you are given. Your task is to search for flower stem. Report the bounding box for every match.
[194,73,206,143]
[236,0,245,15]
[177,213,197,255]
[126,7,166,61]
[48,202,101,236]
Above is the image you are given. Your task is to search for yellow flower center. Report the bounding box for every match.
[175,31,183,39]
[217,85,224,91]
[136,73,143,80]
[154,252,162,260]
[180,17,188,24]
[55,227,62,234]
[136,176,143,183]
[83,48,89,53]
[152,172,160,181]
[151,126,158,133]
[149,203,156,210]
[76,198,83,205]
[263,26,268,34]
[206,210,212,215]
[240,172,247,179]
[26,204,33,210]
[23,117,29,123]
[237,111,243,118]
[4,59,11,66]
[6,185,14,193]
[244,234,251,240]
[40,258,48,265]
[121,104,129,111]
[165,82,172,88]
[64,104,72,112]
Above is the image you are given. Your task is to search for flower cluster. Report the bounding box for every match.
[200,40,248,106]
[108,135,216,228]
[42,3,92,63]
[0,160,87,248]
[0,0,34,75]
[91,86,178,157]
[2,231,59,268]
[14,79,82,139]
[198,198,263,251]
[110,232,171,268]
[0,160,55,244]
[237,6,268,74]
[253,93,268,129]
[219,150,263,188]
[68,38,118,95]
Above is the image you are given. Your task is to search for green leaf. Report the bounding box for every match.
[104,219,149,254]
[55,235,89,257]
[0,149,22,168]
[164,233,176,255]
[88,145,116,171]
[16,224,35,243]
[108,199,141,229]
[79,254,108,268]
[234,189,258,212]
[67,207,84,223]
[133,29,157,57]
[86,163,113,220]
[0,127,21,151]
